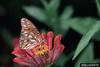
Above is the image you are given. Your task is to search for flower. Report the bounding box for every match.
[12,31,64,67]
[12,18,64,67]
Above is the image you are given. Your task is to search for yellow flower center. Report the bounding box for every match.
[32,44,48,56]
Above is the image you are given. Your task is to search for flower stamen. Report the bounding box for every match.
[32,44,48,56]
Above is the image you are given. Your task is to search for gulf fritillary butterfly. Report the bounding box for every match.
[19,18,44,49]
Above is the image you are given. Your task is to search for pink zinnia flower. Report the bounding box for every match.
[12,18,64,67]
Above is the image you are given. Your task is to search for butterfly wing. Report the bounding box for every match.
[19,18,43,49]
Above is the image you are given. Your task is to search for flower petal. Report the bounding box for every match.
[47,31,54,50]
[48,50,54,63]
[52,44,64,62]
[54,34,62,48]
[41,33,47,39]
[13,57,32,66]
[59,44,65,52]
[12,46,26,57]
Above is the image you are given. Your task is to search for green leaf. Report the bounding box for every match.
[61,18,82,36]
[23,6,46,22]
[61,18,79,31]
[60,6,73,34]
[72,21,100,60]
[60,6,73,20]
[41,0,48,9]
[96,0,100,16]
[45,0,60,19]
[47,0,60,12]
[70,18,96,34]
[69,18,100,41]
[75,42,94,67]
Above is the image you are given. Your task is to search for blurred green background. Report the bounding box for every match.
[0,0,100,67]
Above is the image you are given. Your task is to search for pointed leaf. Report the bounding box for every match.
[75,42,94,67]
[45,0,60,19]
[70,18,96,34]
[72,21,100,60]
[61,18,79,31]
[23,6,46,22]
[41,0,48,9]
[96,0,100,16]
[70,18,100,41]
[60,6,73,20]
[48,0,60,11]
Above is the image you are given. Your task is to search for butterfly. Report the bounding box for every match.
[19,18,44,49]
